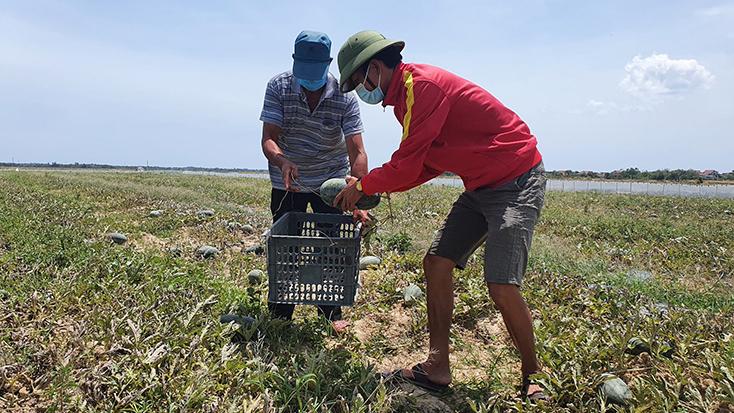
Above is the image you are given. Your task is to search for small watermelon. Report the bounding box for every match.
[244,245,265,255]
[195,245,219,259]
[219,314,255,328]
[319,178,381,210]
[403,283,424,302]
[196,209,215,218]
[106,232,128,245]
[625,337,650,356]
[247,269,264,285]
[359,256,382,270]
[601,376,633,405]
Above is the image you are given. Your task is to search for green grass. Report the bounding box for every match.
[1,170,733,412]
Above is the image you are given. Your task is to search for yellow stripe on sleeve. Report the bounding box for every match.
[401,71,415,141]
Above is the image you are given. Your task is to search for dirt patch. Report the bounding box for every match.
[133,233,167,251]
[353,319,376,343]
[352,307,520,386]
[452,326,520,384]
[353,304,412,345]
[475,313,512,348]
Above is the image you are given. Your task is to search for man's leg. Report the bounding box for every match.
[480,165,547,398]
[268,188,308,320]
[487,283,539,376]
[415,254,456,385]
[398,193,488,385]
[271,188,309,223]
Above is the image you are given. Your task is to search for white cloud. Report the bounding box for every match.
[587,99,617,115]
[695,4,734,17]
[585,99,649,115]
[620,53,714,99]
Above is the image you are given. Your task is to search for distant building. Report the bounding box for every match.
[136,167,145,172]
[699,170,720,180]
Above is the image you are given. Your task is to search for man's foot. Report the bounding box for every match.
[521,374,549,401]
[331,319,350,334]
[383,363,451,393]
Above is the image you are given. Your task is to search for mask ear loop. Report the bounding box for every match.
[363,62,380,91]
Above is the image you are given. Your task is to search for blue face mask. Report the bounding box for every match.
[298,75,327,91]
[355,65,384,105]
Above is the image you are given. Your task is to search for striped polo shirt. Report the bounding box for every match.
[260,71,363,191]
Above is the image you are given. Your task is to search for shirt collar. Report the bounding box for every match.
[382,62,406,108]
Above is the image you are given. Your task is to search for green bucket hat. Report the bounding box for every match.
[337,30,404,93]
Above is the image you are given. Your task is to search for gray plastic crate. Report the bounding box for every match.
[266,212,361,306]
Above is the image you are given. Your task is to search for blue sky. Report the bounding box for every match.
[2,1,733,171]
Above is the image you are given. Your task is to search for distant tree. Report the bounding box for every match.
[619,168,640,179]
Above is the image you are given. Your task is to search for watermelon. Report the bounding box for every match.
[625,337,650,356]
[196,209,215,218]
[219,314,255,328]
[319,178,381,210]
[601,376,633,405]
[403,283,424,302]
[195,245,219,259]
[106,232,127,245]
[359,256,382,270]
[247,269,264,285]
[245,245,264,255]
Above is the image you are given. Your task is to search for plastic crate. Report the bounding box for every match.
[266,212,361,306]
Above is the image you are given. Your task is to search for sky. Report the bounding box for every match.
[1,0,733,172]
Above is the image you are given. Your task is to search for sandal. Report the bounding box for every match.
[521,373,549,401]
[384,363,450,394]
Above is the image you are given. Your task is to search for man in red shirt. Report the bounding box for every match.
[335,31,548,401]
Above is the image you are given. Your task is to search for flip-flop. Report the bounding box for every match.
[521,375,550,402]
[331,320,350,334]
[383,363,450,394]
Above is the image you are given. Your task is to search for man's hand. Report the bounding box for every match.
[334,175,362,211]
[278,156,299,192]
[353,209,371,224]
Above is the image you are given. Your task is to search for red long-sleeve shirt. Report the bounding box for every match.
[360,62,542,196]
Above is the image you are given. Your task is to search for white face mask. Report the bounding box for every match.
[355,64,384,105]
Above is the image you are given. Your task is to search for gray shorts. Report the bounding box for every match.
[428,162,546,286]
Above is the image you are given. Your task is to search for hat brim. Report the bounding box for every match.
[339,39,404,93]
[293,59,331,81]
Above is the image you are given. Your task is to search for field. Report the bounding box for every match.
[1,170,733,412]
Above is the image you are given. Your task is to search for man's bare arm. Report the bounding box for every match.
[345,133,368,178]
[262,122,298,191]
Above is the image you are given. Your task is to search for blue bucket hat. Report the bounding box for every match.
[292,30,332,81]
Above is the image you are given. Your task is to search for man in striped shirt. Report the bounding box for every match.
[260,31,368,332]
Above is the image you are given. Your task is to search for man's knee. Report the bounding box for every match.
[423,254,455,276]
[488,283,520,311]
